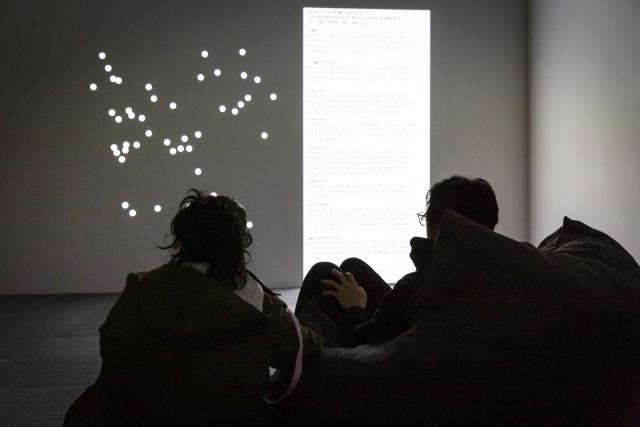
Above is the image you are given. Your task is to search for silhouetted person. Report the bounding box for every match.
[296,176,499,347]
[64,189,322,427]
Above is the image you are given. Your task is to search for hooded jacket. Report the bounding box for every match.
[64,263,322,427]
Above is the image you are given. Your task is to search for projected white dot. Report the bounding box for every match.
[177,145,184,153]
[122,141,130,149]
[122,147,130,154]
[213,68,222,77]
[186,145,193,152]
[154,205,162,213]
[104,64,112,72]
[108,109,116,117]
[244,94,252,102]
[113,150,120,157]
[180,135,188,143]
[118,156,126,164]
[133,141,141,149]
[231,108,238,115]
[110,75,117,83]
[89,83,97,91]
[260,131,269,140]
[237,101,245,108]
[127,113,135,120]
[253,76,262,84]
[197,73,205,81]
[125,107,132,114]
[194,131,202,139]
[163,138,171,146]
[210,192,217,197]
[150,95,157,103]
[121,201,129,209]
[194,168,202,176]
[169,102,177,110]
[138,115,146,122]
[128,209,136,217]
[218,105,226,113]
[270,93,278,101]
[110,143,118,151]
[169,147,177,155]
[98,52,106,60]
[145,129,152,137]
[115,77,122,85]
[145,83,152,91]
[239,48,246,56]
[240,72,247,79]
[201,50,209,58]
[246,221,254,229]
[115,116,123,123]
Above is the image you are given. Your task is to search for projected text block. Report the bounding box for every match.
[303,8,430,282]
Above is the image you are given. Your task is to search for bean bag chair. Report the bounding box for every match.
[279,210,640,426]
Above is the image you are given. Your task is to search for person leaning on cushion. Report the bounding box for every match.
[64,189,323,427]
[295,175,499,347]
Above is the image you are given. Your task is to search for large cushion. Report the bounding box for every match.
[279,210,640,426]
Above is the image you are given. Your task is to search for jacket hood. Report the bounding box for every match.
[409,237,435,270]
[128,263,267,349]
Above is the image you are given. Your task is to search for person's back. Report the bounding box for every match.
[65,190,322,426]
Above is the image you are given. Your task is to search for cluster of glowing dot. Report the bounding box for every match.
[89,48,276,220]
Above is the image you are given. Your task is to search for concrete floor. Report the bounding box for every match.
[0,289,300,427]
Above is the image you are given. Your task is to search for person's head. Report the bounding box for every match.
[160,189,252,289]
[419,176,499,238]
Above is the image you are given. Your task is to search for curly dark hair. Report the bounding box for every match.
[159,189,253,289]
[418,176,499,232]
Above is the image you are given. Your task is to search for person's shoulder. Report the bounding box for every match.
[394,271,420,289]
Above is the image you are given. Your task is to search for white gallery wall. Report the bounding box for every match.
[529,0,640,261]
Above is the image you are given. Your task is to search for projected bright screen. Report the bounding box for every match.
[303,8,430,283]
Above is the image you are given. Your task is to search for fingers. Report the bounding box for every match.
[321,290,339,300]
[344,271,358,287]
[320,279,341,290]
[331,269,349,286]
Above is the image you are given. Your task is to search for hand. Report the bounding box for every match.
[321,269,367,310]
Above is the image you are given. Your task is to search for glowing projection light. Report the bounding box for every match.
[169,102,177,110]
[154,205,162,213]
[246,221,254,229]
[138,114,146,122]
[253,76,262,84]
[194,168,202,176]
[113,150,120,157]
[115,77,123,85]
[240,72,248,79]
[115,116,123,123]
[218,105,226,113]
[89,83,97,91]
[110,75,117,83]
[181,135,188,143]
[127,113,135,120]
[122,147,130,154]
[210,192,218,197]
[150,95,158,103]
[237,101,245,108]
[128,209,137,217]
[108,109,116,117]
[133,141,141,149]
[125,107,133,114]
[244,94,252,102]
[98,52,106,60]
[110,143,118,151]
[145,129,153,137]
[122,141,130,149]
[169,147,177,155]
[177,145,185,153]
[260,131,269,140]
[118,156,126,164]
[186,145,193,152]
[239,48,247,56]
[213,68,222,77]
[104,64,112,72]
[231,108,238,115]
[145,83,153,91]
[121,201,130,209]
[194,131,202,139]
[197,73,205,81]
[163,138,171,146]
[201,50,209,58]
[270,93,278,101]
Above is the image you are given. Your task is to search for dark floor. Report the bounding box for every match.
[0,289,300,427]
